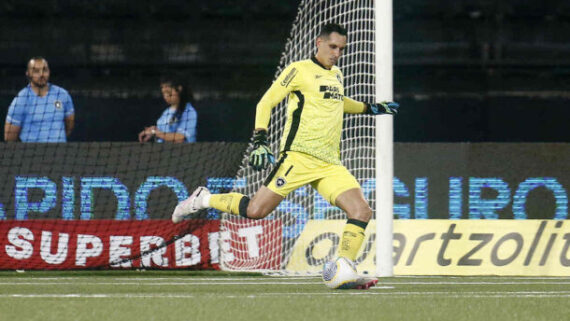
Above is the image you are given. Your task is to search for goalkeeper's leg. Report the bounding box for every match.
[334,188,372,262]
[172,186,283,223]
[313,168,371,262]
[334,188,378,289]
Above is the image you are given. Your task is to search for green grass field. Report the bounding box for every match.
[0,271,568,321]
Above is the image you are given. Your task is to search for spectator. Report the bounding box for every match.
[4,57,75,142]
[138,76,197,143]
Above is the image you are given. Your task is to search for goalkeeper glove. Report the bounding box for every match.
[248,130,275,171]
[365,101,400,115]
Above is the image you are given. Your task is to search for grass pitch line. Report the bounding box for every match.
[2,279,569,286]
[393,275,570,280]
[1,276,567,281]
[367,290,570,297]
[0,294,198,299]
[0,275,568,281]
[381,280,570,285]
[0,281,325,286]
[0,291,394,299]
[0,276,320,281]
[2,290,568,299]
[0,293,373,299]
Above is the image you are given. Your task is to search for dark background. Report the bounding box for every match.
[0,0,569,142]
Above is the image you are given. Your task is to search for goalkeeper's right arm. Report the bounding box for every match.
[248,129,275,171]
[248,64,299,171]
[254,64,298,130]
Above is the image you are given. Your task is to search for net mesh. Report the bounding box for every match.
[222,0,378,274]
[0,143,246,270]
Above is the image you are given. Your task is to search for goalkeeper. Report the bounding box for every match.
[172,23,398,270]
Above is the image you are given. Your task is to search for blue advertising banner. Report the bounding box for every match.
[0,143,567,221]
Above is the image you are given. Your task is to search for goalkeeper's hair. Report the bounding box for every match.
[318,23,347,39]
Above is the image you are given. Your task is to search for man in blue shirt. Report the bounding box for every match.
[4,57,75,142]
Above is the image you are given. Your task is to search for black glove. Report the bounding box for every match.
[365,101,400,115]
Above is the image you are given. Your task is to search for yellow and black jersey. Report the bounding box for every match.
[255,57,365,165]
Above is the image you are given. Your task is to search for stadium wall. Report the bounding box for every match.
[0,142,568,274]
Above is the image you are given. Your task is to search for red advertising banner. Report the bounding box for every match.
[0,220,221,270]
[222,219,283,270]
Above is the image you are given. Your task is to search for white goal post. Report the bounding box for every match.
[375,0,395,277]
[221,0,394,276]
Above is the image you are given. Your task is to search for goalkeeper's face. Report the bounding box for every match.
[316,32,347,69]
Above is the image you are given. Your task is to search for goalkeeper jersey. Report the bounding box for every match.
[255,57,347,165]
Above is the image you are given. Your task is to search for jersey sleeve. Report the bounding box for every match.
[254,63,300,130]
[63,90,75,117]
[5,94,26,126]
[176,105,197,142]
[343,96,366,114]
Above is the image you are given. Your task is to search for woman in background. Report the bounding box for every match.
[138,76,197,143]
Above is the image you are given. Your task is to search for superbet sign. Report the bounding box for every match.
[0,220,282,270]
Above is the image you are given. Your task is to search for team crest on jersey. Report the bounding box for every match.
[54,100,62,109]
[276,177,287,188]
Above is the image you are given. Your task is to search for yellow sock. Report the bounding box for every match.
[338,219,367,261]
[209,193,248,216]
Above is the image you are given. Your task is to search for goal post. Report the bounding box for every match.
[375,0,395,277]
[221,0,394,276]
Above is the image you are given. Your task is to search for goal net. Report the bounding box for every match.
[0,142,246,270]
[221,0,383,275]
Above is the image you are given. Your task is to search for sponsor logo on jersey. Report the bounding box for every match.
[54,100,62,109]
[280,68,298,87]
[319,85,344,101]
[315,74,322,79]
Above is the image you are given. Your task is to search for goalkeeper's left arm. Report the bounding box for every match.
[343,97,399,115]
